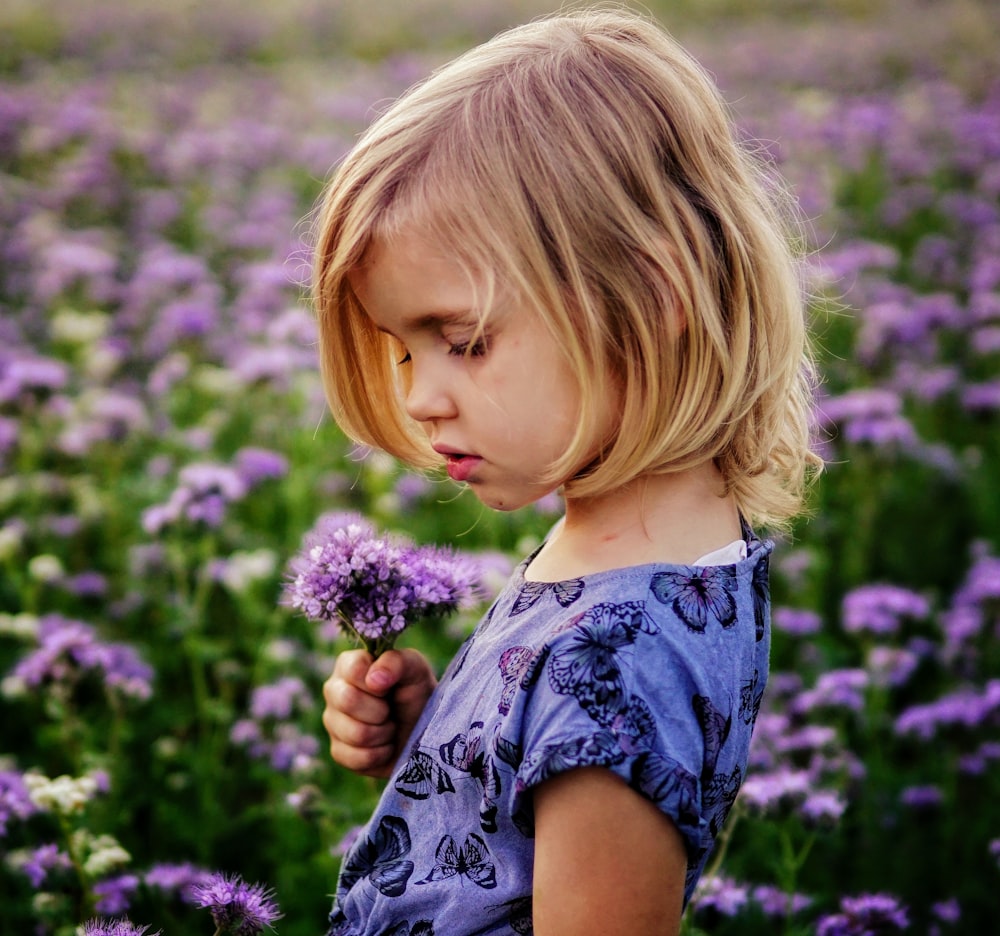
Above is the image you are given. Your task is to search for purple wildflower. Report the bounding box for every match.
[0,769,38,836]
[141,462,248,535]
[751,884,813,917]
[144,861,214,903]
[842,584,929,635]
[249,676,311,720]
[286,516,484,656]
[10,614,153,701]
[773,606,823,636]
[791,668,870,715]
[899,785,944,809]
[82,920,160,936]
[234,447,289,486]
[93,873,140,914]
[815,892,910,935]
[895,679,1000,739]
[0,355,69,404]
[192,871,283,935]
[18,842,72,887]
[690,874,750,917]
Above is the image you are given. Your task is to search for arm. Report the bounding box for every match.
[321,647,437,778]
[532,767,687,936]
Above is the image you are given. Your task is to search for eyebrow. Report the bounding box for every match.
[374,309,480,337]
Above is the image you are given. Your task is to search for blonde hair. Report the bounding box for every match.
[313,6,820,528]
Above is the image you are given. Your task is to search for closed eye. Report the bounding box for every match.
[448,338,489,358]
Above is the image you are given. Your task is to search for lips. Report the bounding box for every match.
[434,446,483,483]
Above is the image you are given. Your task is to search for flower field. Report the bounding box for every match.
[1,0,998,933]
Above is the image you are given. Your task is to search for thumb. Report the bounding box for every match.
[364,650,406,695]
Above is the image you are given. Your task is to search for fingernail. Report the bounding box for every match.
[368,669,392,691]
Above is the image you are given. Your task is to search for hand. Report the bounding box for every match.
[322,648,437,778]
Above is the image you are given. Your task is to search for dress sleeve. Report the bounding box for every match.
[506,598,713,857]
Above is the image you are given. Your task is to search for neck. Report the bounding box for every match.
[526,462,741,582]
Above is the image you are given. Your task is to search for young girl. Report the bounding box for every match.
[314,8,817,935]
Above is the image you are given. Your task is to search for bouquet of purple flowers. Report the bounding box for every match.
[286,513,485,656]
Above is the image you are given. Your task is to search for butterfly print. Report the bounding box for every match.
[440,722,502,833]
[705,765,742,837]
[692,694,732,785]
[739,669,764,726]
[497,646,536,715]
[547,601,658,726]
[385,922,435,936]
[395,749,455,800]
[339,815,414,898]
[631,751,700,829]
[751,551,770,642]
[518,730,625,787]
[418,833,498,889]
[494,733,523,771]
[612,695,657,755]
[488,896,533,935]
[510,578,585,616]
[650,566,738,633]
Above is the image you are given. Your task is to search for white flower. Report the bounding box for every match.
[27,554,64,584]
[23,772,99,816]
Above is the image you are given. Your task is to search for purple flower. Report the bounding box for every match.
[0,769,38,836]
[842,584,930,635]
[286,515,484,656]
[192,871,283,935]
[93,873,140,914]
[18,842,72,887]
[142,462,248,535]
[773,606,823,636]
[248,676,311,720]
[234,447,289,486]
[10,615,153,701]
[0,355,68,404]
[690,874,750,917]
[899,785,944,809]
[82,920,160,936]
[816,893,910,935]
[751,884,813,917]
[144,861,214,903]
[895,679,1000,739]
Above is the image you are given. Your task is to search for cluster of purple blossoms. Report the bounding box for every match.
[192,871,283,935]
[0,769,38,835]
[842,584,930,635]
[230,676,320,773]
[93,873,140,914]
[286,513,485,655]
[143,860,215,903]
[82,920,160,936]
[815,892,910,935]
[141,462,248,535]
[8,614,153,701]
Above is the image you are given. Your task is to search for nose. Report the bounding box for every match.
[404,357,459,423]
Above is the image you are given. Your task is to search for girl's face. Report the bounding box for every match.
[349,226,613,512]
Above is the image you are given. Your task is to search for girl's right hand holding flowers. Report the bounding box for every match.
[322,648,437,778]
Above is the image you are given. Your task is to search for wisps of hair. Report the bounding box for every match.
[313,6,821,528]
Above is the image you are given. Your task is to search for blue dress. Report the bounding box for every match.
[326,530,772,936]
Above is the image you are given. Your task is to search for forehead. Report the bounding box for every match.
[347,227,486,331]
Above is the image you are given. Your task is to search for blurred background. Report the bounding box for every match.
[1,1,998,934]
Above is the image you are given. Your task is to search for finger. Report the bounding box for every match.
[333,648,376,690]
[323,672,391,727]
[327,734,396,777]
[322,705,395,750]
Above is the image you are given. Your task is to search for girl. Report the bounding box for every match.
[314,7,818,935]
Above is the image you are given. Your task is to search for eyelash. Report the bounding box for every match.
[396,338,488,366]
[448,338,488,358]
